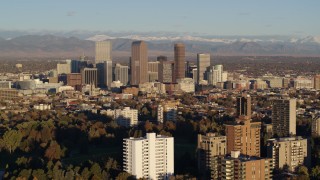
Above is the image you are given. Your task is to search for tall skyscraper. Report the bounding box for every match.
[123,133,174,180]
[197,133,226,179]
[81,68,98,87]
[131,41,148,85]
[197,53,210,84]
[97,61,113,88]
[174,43,185,82]
[272,98,296,137]
[114,63,129,85]
[95,41,111,63]
[267,137,310,171]
[207,65,223,86]
[236,94,252,119]
[71,60,88,73]
[158,56,174,83]
[148,61,159,82]
[314,75,320,90]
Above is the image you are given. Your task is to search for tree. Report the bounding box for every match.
[311,166,320,180]
[0,129,23,154]
[44,141,63,160]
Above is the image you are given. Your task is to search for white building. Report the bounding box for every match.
[177,78,195,93]
[294,78,313,89]
[157,105,164,123]
[114,107,138,127]
[57,63,71,74]
[207,65,224,86]
[267,137,310,171]
[123,133,174,180]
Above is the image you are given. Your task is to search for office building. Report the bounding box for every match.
[97,61,113,88]
[158,56,174,83]
[314,75,320,90]
[57,63,71,75]
[148,61,159,82]
[0,81,11,89]
[131,41,148,85]
[207,65,223,86]
[220,151,273,180]
[114,63,129,85]
[95,41,111,63]
[67,73,82,90]
[197,53,210,84]
[71,60,88,73]
[81,68,98,87]
[267,137,310,171]
[123,133,174,180]
[272,98,296,137]
[197,133,226,179]
[114,107,138,127]
[174,43,185,82]
[312,114,320,136]
[236,94,252,119]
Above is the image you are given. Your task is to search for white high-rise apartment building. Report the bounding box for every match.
[114,107,138,127]
[123,133,174,180]
[95,41,111,63]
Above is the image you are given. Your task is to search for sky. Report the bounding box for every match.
[0,0,319,36]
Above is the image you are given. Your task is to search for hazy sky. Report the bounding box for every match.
[1,0,319,36]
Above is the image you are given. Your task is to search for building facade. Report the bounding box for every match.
[114,107,138,127]
[114,63,129,85]
[197,133,226,179]
[267,137,310,171]
[131,41,148,85]
[272,98,296,137]
[225,119,261,157]
[123,133,174,180]
[220,151,273,180]
[197,53,211,85]
[174,43,185,82]
[81,68,98,87]
[95,41,112,63]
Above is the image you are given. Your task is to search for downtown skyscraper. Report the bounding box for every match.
[95,41,112,63]
[174,43,185,83]
[197,53,210,84]
[130,41,148,85]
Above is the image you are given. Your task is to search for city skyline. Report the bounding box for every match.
[1,1,319,36]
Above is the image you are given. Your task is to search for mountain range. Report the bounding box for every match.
[0,32,320,59]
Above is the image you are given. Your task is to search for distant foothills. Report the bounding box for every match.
[0,30,320,58]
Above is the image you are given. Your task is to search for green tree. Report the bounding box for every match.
[0,129,23,154]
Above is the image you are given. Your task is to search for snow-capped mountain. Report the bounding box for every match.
[86,34,320,45]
